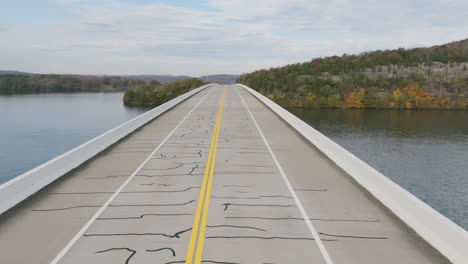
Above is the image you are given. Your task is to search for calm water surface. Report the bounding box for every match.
[288,108,468,230]
[0,92,147,184]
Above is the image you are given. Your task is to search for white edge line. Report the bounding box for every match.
[50,87,215,264]
[234,86,334,264]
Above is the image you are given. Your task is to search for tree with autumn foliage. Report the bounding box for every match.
[344,89,365,108]
[389,84,440,109]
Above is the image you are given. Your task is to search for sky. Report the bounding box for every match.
[1,0,467,76]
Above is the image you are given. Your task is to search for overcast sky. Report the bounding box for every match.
[1,0,467,76]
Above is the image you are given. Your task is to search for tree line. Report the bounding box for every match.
[0,74,144,94]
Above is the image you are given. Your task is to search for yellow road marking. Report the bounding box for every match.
[186,87,226,264]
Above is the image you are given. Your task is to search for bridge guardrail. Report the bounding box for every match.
[0,84,213,215]
[237,83,468,264]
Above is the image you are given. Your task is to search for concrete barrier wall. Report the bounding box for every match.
[0,84,213,215]
[237,83,468,264]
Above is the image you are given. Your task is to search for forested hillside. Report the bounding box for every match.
[238,39,468,109]
[0,74,144,94]
[123,78,205,107]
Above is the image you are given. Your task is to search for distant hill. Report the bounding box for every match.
[0,70,34,76]
[238,38,468,109]
[198,74,239,84]
[121,75,191,83]
[0,71,239,87]
[123,74,239,84]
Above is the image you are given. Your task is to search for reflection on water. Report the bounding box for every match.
[288,108,468,230]
[0,92,148,185]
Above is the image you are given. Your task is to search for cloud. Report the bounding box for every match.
[1,0,467,75]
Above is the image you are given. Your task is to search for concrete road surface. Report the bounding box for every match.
[0,85,449,264]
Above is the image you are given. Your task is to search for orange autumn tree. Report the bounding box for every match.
[344,88,365,108]
[389,84,435,109]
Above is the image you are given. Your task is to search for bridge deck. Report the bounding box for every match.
[0,85,448,263]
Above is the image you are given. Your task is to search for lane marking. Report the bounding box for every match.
[186,87,226,264]
[235,86,335,264]
[50,87,216,264]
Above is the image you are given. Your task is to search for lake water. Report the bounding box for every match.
[287,108,468,230]
[0,92,147,185]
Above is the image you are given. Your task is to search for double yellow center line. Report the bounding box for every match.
[185,87,226,264]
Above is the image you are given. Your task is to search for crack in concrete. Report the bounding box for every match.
[142,163,184,171]
[219,171,274,174]
[188,164,199,175]
[206,236,336,241]
[153,154,202,160]
[139,183,171,186]
[97,213,192,220]
[207,224,267,232]
[319,232,388,240]
[109,200,196,208]
[225,216,380,223]
[32,205,102,211]
[145,247,176,256]
[95,248,136,264]
[136,173,203,178]
[293,188,328,192]
[201,261,239,264]
[211,196,260,200]
[32,200,196,211]
[85,227,192,239]
[121,187,200,193]
[222,203,297,211]
[49,187,200,195]
[259,195,293,199]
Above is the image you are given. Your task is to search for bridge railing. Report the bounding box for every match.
[237,83,468,264]
[0,84,213,215]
